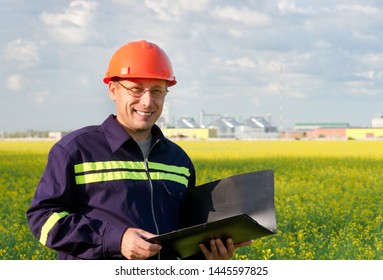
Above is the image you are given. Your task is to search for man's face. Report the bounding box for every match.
[108,78,167,141]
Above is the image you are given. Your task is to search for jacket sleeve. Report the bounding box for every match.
[26,144,127,259]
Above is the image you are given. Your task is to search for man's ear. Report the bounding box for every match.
[108,81,117,101]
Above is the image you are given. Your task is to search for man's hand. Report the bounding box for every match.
[121,228,162,260]
[199,238,253,260]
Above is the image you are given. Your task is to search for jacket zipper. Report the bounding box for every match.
[143,139,161,259]
[144,157,160,236]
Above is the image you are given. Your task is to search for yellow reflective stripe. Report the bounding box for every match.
[74,160,190,187]
[149,172,189,187]
[39,211,69,245]
[74,161,145,173]
[74,161,189,177]
[75,171,188,187]
[148,162,190,177]
[76,171,148,184]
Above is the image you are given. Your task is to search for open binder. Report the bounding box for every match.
[147,170,277,258]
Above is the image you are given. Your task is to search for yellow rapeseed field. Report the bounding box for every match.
[1,140,382,259]
[176,140,383,160]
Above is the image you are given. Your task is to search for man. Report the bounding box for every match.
[27,40,251,260]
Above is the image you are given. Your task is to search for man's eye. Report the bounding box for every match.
[151,89,163,96]
[130,87,144,93]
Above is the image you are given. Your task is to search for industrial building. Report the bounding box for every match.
[2,109,382,140]
[371,114,383,128]
[161,113,278,139]
[161,113,383,140]
[156,105,383,140]
[282,118,383,140]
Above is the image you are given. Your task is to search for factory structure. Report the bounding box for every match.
[1,103,382,140]
[282,114,383,140]
[158,105,383,140]
[158,108,279,140]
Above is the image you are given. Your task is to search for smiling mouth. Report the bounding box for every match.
[135,110,153,116]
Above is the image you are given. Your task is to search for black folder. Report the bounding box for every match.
[147,170,277,258]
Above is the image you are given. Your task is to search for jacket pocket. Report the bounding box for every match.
[155,182,187,233]
[162,182,186,202]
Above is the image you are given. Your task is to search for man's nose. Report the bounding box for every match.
[139,90,153,106]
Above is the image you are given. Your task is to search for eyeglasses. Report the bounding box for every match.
[116,81,168,98]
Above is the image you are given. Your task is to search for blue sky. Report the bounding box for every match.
[1,0,382,132]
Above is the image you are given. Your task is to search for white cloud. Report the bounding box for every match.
[352,32,378,42]
[276,0,315,15]
[209,56,256,72]
[4,39,40,68]
[358,53,383,66]
[227,28,245,38]
[337,5,379,15]
[225,57,256,68]
[259,72,307,99]
[344,81,381,96]
[211,6,271,27]
[314,40,332,49]
[5,74,24,91]
[353,70,383,81]
[353,71,375,80]
[40,0,98,44]
[31,90,49,106]
[145,0,210,21]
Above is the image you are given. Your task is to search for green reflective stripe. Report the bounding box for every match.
[75,171,188,187]
[74,161,189,177]
[149,172,188,187]
[39,211,69,245]
[74,160,190,187]
[74,161,145,173]
[76,171,148,184]
[148,162,190,177]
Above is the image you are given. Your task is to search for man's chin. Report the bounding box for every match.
[131,121,156,133]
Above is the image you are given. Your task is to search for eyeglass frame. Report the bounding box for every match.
[115,80,168,98]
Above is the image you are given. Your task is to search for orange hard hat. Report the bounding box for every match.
[103,40,177,86]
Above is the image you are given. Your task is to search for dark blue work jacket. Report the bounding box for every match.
[27,115,196,259]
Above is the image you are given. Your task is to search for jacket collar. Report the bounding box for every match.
[102,114,166,153]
